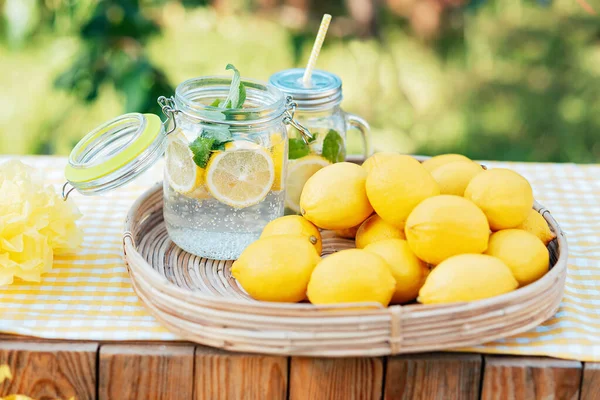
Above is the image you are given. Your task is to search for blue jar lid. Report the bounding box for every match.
[269,68,342,111]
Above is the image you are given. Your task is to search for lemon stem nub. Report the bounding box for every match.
[309,236,318,245]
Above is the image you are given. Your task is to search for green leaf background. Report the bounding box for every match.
[1,0,598,163]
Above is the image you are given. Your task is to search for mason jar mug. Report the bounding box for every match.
[269,69,371,214]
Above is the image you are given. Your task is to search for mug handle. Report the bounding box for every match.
[346,113,372,160]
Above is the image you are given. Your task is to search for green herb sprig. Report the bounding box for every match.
[189,64,246,167]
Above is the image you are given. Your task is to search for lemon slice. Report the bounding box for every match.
[165,134,205,195]
[270,133,285,191]
[205,146,275,208]
[285,155,331,213]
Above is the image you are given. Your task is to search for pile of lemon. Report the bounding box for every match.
[232,153,556,306]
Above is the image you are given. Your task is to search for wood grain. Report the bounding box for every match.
[194,346,287,400]
[289,356,383,400]
[0,341,97,400]
[99,344,194,400]
[582,363,600,400]
[384,353,482,400]
[481,355,582,400]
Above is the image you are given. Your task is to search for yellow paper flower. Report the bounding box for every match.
[0,160,83,286]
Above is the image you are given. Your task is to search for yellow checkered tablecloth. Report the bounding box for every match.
[0,156,599,361]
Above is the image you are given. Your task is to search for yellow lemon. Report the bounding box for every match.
[270,133,286,191]
[485,229,549,287]
[361,152,399,174]
[307,249,395,306]
[422,154,472,172]
[334,224,361,239]
[418,254,518,304]
[364,239,429,304]
[366,155,439,229]
[430,161,484,196]
[405,195,490,265]
[464,168,534,231]
[355,214,406,249]
[261,215,322,255]
[515,209,556,246]
[285,155,331,214]
[232,235,321,302]
[300,162,373,230]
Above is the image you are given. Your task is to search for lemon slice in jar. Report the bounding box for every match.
[165,134,205,195]
[270,133,285,191]
[285,155,331,213]
[205,145,275,208]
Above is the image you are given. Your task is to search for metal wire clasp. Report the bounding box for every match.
[61,182,75,201]
[158,96,180,135]
[283,96,313,144]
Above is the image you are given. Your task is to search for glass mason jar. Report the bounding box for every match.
[269,69,371,214]
[64,76,306,260]
[160,77,294,260]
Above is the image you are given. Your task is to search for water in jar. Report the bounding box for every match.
[163,123,286,260]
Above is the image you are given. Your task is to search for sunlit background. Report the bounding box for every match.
[0,0,598,162]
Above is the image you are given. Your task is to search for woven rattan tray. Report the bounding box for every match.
[123,182,567,357]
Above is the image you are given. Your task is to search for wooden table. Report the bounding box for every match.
[0,337,597,399]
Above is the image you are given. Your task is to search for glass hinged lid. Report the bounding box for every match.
[62,112,166,199]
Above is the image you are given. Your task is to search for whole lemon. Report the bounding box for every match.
[300,162,373,230]
[356,214,406,249]
[515,209,556,246]
[464,168,534,231]
[485,229,549,287]
[422,154,472,172]
[405,195,490,265]
[307,249,396,306]
[418,254,518,304]
[366,155,440,229]
[364,239,429,304]
[261,215,322,255]
[335,224,361,239]
[232,235,321,303]
[431,161,484,196]
[362,152,400,174]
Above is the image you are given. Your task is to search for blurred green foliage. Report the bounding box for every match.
[0,0,598,162]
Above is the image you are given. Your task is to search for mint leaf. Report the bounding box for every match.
[202,126,232,143]
[209,99,221,107]
[289,138,310,159]
[212,140,233,151]
[219,64,246,109]
[189,137,215,168]
[322,129,346,163]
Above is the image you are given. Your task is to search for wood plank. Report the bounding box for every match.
[289,356,383,400]
[194,346,287,400]
[383,353,482,400]
[99,344,194,400]
[481,355,582,400]
[582,363,600,400]
[0,341,97,399]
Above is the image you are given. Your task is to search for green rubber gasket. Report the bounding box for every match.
[65,114,162,184]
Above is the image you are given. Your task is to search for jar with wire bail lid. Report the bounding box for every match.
[64,72,312,260]
[269,68,371,215]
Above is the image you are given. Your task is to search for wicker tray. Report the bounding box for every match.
[123,183,567,357]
